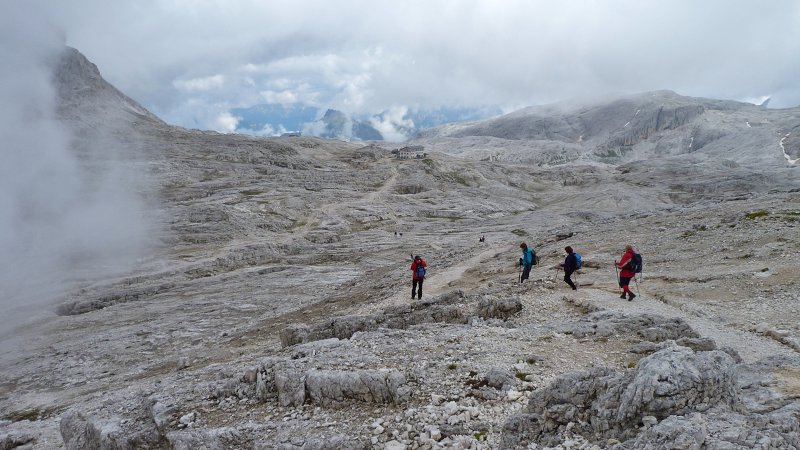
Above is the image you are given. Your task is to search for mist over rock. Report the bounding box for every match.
[1,47,798,450]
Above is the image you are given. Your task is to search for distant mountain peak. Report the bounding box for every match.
[54,46,163,125]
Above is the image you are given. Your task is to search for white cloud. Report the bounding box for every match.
[30,0,800,129]
[0,1,154,337]
[370,106,414,142]
[214,111,239,133]
[261,89,298,106]
[173,74,225,92]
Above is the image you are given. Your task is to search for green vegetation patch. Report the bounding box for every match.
[744,210,769,220]
[512,229,528,237]
[443,171,470,186]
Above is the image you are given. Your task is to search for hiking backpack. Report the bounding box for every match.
[629,252,643,274]
[531,249,539,265]
[574,252,582,270]
[415,264,426,279]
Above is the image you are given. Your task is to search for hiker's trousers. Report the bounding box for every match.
[564,270,576,289]
[521,263,532,282]
[412,279,423,299]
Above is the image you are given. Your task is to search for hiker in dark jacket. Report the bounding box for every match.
[560,246,578,290]
[519,242,534,282]
[616,245,636,301]
[410,255,427,299]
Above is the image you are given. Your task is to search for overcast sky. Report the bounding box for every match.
[38,0,800,132]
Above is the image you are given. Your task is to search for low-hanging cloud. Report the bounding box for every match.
[0,5,153,341]
[38,1,800,131]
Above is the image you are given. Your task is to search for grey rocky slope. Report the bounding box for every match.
[0,47,798,449]
[412,90,800,168]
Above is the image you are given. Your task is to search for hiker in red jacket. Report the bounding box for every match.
[410,255,427,300]
[616,245,636,301]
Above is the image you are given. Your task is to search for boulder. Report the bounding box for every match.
[304,369,410,407]
[476,297,522,320]
[166,427,242,450]
[502,345,738,448]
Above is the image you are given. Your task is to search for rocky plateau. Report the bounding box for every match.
[1,47,799,449]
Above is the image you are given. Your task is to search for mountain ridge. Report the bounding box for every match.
[412,89,800,167]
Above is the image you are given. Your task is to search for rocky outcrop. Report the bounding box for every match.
[280,291,522,347]
[305,369,412,407]
[166,427,243,450]
[564,310,699,341]
[0,433,35,450]
[265,435,368,450]
[476,297,522,320]
[60,410,140,450]
[502,345,739,448]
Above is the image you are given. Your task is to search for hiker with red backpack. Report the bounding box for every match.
[410,255,427,300]
[615,245,642,301]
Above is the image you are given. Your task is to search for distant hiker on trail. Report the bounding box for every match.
[518,242,534,283]
[560,246,578,290]
[616,245,637,301]
[479,235,485,243]
[410,255,427,300]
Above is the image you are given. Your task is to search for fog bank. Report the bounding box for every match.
[0,7,152,341]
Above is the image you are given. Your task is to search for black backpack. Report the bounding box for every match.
[629,253,643,273]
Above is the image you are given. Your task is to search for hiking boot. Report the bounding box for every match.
[620,293,627,299]
[628,292,636,301]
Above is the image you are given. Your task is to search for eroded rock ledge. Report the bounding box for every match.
[502,344,800,449]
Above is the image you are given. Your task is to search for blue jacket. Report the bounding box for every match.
[521,248,534,267]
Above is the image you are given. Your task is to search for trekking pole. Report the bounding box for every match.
[614,263,620,294]
[518,264,522,283]
[633,276,641,297]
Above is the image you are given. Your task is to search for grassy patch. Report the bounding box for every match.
[447,363,458,370]
[745,210,769,220]
[4,407,52,421]
[512,229,528,237]
[474,431,488,441]
[421,158,437,174]
[444,171,470,186]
